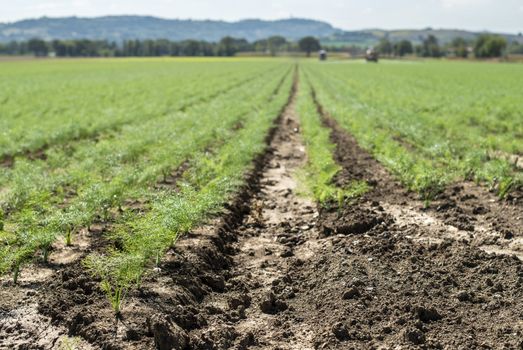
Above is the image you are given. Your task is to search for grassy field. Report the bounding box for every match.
[0,58,522,346]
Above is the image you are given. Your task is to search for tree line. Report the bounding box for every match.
[0,36,324,57]
[0,34,521,58]
[375,34,523,58]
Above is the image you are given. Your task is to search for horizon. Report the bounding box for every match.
[2,0,522,34]
[1,14,521,36]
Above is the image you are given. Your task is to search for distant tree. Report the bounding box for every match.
[183,40,203,56]
[6,41,27,55]
[27,38,48,57]
[267,36,287,56]
[298,36,321,57]
[419,35,441,57]
[376,38,393,56]
[474,34,507,58]
[508,41,523,54]
[0,36,257,58]
[217,37,249,56]
[449,37,469,58]
[253,39,268,53]
[393,40,413,57]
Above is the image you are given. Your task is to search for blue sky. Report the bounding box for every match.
[2,0,522,33]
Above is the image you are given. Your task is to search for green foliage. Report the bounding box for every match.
[84,252,145,315]
[394,40,414,57]
[418,35,442,57]
[217,37,250,56]
[450,37,469,58]
[58,336,81,350]
[303,60,522,200]
[376,38,393,56]
[0,59,270,160]
[0,59,292,285]
[83,66,295,312]
[296,76,369,205]
[27,38,49,56]
[299,37,321,57]
[474,34,508,58]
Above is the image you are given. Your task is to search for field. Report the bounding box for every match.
[0,58,522,349]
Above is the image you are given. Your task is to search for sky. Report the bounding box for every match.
[1,0,522,33]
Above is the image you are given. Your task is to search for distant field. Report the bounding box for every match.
[1,57,522,349]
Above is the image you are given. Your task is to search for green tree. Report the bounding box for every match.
[182,40,203,56]
[393,40,413,57]
[27,38,48,57]
[451,37,469,58]
[419,35,441,57]
[508,42,523,54]
[474,34,507,58]
[376,38,393,56]
[217,37,249,56]
[266,36,287,56]
[298,36,321,57]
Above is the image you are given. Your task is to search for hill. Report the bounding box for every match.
[0,16,521,46]
[323,28,523,47]
[0,16,338,42]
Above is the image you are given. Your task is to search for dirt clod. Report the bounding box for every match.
[259,292,288,314]
[404,327,426,345]
[342,287,361,300]
[415,306,443,323]
[149,314,189,350]
[331,322,350,341]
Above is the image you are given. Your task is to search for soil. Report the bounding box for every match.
[1,79,523,350]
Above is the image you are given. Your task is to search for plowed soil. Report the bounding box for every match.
[1,80,523,350]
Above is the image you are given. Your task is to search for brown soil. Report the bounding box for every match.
[1,79,523,350]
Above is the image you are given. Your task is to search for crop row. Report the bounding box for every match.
[296,70,368,206]
[0,63,286,214]
[0,61,292,284]
[0,59,280,160]
[303,61,523,199]
[84,68,295,313]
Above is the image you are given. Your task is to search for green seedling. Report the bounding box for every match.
[58,336,81,350]
[84,252,144,316]
[82,68,295,312]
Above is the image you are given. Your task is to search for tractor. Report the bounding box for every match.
[365,48,379,62]
[319,50,327,61]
